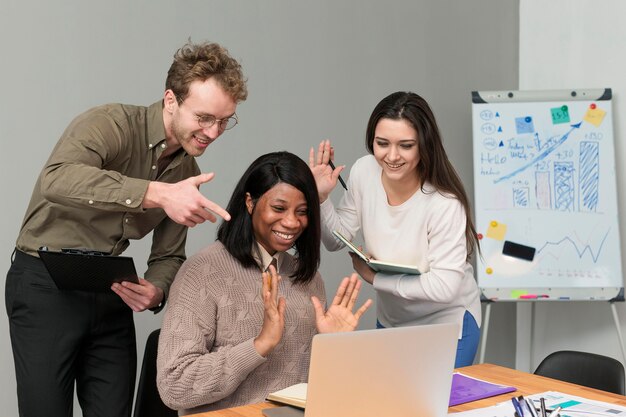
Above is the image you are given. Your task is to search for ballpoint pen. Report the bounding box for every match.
[524,398,538,417]
[328,160,348,191]
[540,397,547,417]
[511,397,524,417]
[547,406,561,417]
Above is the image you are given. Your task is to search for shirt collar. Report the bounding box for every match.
[147,100,167,146]
[146,100,193,168]
[252,242,285,273]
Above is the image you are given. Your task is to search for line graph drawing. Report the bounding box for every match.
[536,229,610,263]
[494,122,581,184]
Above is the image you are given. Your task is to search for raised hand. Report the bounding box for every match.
[253,265,286,357]
[143,173,231,227]
[308,139,345,203]
[312,273,372,333]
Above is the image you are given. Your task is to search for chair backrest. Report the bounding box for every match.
[534,350,625,395]
[134,329,178,417]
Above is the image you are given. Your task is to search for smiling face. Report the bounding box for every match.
[247,182,309,255]
[372,117,420,186]
[164,77,237,157]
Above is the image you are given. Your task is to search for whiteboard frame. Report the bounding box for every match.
[471,88,623,301]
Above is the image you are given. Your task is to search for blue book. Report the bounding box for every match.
[449,372,516,406]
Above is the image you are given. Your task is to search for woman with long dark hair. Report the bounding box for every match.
[158,151,371,414]
[310,92,481,367]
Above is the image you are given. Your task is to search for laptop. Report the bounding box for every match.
[265,322,459,417]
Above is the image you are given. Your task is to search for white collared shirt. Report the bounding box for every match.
[252,242,286,273]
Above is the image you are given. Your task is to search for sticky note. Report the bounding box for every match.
[515,116,535,134]
[551,105,570,125]
[486,220,507,240]
[584,107,606,127]
[510,290,528,299]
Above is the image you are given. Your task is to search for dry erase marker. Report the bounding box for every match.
[328,160,348,191]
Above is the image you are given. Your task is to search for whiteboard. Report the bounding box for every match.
[472,89,623,301]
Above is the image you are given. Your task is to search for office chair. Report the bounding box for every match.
[534,350,625,395]
[134,329,178,417]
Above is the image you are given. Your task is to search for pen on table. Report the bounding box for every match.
[511,397,524,417]
[524,398,538,417]
[547,406,561,417]
[540,397,547,417]
[328,160,348,191]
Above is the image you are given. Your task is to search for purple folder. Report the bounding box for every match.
[449,373,516,406]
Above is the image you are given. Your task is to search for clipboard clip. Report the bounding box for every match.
[60,248,111,256]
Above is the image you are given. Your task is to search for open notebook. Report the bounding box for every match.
[265,323,458,417]
[332,230,421,275]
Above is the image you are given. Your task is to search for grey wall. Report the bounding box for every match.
[516,0,626,372]
[0,1,519,414]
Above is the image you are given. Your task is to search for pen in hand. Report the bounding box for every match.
[328,160,348,191]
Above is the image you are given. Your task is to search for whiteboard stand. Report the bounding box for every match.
[478,291,626,367]
[610,289,626,365]
[478,297,492,364]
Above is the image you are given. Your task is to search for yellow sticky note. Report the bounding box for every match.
[584,107,606,127]
[486,220,507,241]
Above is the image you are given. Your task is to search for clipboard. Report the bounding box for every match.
[38,248,139,292]
[332,230,421,275]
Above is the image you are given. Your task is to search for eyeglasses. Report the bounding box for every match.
[195,113,238,131]
[175,94,238,131]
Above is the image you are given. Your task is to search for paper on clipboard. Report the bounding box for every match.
[332,230,421,275]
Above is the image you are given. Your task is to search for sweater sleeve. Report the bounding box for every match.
[373,197,469,304]
[320,161,363,251]
[156,262,266,410]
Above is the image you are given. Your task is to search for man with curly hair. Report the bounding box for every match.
[6,41,248,417]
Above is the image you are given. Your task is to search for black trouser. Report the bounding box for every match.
[5,250,136,417]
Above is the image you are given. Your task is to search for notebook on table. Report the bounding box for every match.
[265,323,459,417]
[449,373,516,406]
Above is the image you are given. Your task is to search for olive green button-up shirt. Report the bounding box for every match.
[16,101,200,301]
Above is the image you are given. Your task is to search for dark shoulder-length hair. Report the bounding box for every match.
[365,91,480,259]
[217,151,321,283]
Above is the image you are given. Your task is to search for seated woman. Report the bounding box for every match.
[157,151,372,415]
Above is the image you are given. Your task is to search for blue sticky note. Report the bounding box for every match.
[515,116,535,134]
[551,105,570,125]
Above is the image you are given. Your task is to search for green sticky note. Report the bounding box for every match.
[551,105,570,124]
[510,290,527,299]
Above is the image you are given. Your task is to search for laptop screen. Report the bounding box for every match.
[304,323,459,417]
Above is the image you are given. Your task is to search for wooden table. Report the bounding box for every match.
[188,363,626,416]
